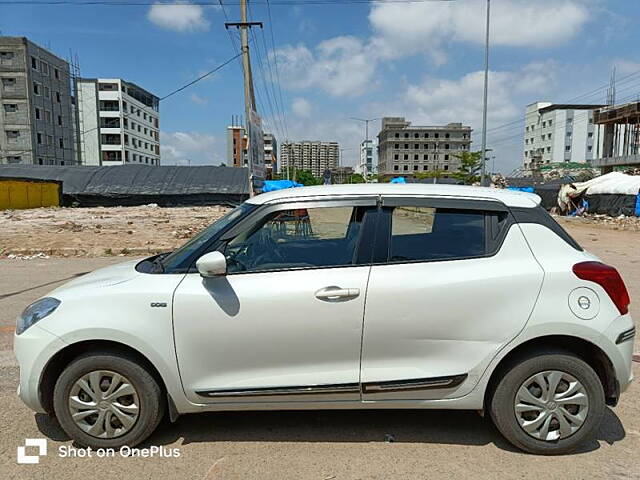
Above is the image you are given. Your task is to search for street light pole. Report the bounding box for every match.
[480,0,491,186]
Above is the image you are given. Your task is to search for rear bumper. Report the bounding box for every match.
[14,324,66,413]
[603,314,635,396]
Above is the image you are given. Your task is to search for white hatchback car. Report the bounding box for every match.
[15,184,634,455]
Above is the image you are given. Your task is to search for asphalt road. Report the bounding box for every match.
[0,247,639,479]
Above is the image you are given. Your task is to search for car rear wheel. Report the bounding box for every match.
[489,352,605,455]
[53,352,164,449]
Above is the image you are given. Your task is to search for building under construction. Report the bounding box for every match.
[592,101,640,172]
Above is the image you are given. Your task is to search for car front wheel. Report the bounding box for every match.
[489,352,605,455]
[53,351,165,449]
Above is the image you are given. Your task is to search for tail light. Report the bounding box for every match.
[573,262,630,315]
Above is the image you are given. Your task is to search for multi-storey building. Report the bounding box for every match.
[280,140,339,178]
[377,117,472,176]
[263,132,277,177]
[0,36,75,165]
[226,122,247,167]
[76,78,160,166]
[359,138,377,177]
[522,102,604,169]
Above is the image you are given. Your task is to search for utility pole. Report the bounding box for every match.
[480,0,491,186]
[226,1,263,193]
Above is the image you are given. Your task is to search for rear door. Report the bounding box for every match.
[360,196,544,401]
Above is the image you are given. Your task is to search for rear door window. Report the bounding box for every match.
[389,206,487,262]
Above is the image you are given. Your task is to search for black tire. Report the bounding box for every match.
[489,352,604,455]
[53,351,165,449]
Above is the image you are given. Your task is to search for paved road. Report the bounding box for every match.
[0,249,639,479]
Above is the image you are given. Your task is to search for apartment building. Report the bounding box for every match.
[263,132,277,177]
[522,102,604,168]
[377,117,472,176]
[76,78,160,166]
[280,140,339,178]
[359,138,377,177]
[0,36,75,165]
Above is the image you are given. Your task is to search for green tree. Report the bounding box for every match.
[348,173,365,184]
[452,151,483,184]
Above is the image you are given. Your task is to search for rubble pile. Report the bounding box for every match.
[557,213,640,231]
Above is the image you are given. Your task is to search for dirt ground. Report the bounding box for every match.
[0,205,230,258]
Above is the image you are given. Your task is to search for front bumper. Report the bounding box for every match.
[14,324,66,413]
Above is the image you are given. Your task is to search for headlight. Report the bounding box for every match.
[16,297,61,335]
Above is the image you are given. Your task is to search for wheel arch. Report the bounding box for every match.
[483,334,618,410]
[38,339,169,414]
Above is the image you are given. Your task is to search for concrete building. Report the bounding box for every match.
[0,36,75,165]
[280,140,339,178]
[75,78,160,166]
[329,166,354,184]
[263,133,277,177]
[591,101,640,172]
[226,123,247,167]
[377,117,472,176]
[522,102,604,169]
[359,138,377,177]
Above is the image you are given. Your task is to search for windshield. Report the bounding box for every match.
[160,203,255,272]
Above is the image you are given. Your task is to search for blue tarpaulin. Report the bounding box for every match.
[390,177,406,184]
[508,186,535,193]
[636,194,640,217]
[262,180,304,193]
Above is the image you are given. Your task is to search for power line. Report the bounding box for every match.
[160,50,243,101]
[0,0,456,5]
[266,0,290,140]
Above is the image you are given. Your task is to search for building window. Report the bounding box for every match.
[6,130,20,142]
[33,82,40,95]
[57,115,62,126]
[445,133,450,138]
[588,132,593,138]
[0,51,15,62]
[423,154,428,160]
[1,77,17,90]
[567,131,572,137]
[36,132,42,144]
[424,133,429,138]
[526,126,529,132]
[404,143,409,149]
[413,133,419,138]
[44,86,50,98]
[56,92,61,103]
[414,144,419,149]
[394,143,399,149]
[548,120,553,125]
[445,144,450,150]
[413,165,418,171]
[542,121,546,127]
[434,133,439,138]
[54,68,59,79]
[394,154,399,160]
[394,133,399,138]
[403,165,408,171]
[413,154,418,160]
[393,165,399,171]
[404,133,409,138]
[2,103,18,113]
[7,155,21,163]
[423,165,428,170]
[567,118,572,123]
[403,154,408,160]
[143,113,147,120]
[565,145,571,151]
[443,165,449,171]
[59,138,64,148]
[444,154,449,160]
[40,61,49,75]
[45,110,51,123]
[35,107,41,119]
[98,82,118,91]
[588,146,592,152]
[31,56,37,69]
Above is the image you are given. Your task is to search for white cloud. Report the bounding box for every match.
[291,97,312,118]
[369,0,589,61]
[161,131,223,165]
[147,2,210,33]
[274,36,378,97]
[189,93,209,105]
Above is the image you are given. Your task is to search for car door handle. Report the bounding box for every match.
[315,286,360,301]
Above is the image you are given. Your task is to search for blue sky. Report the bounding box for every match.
[2,0,640,173]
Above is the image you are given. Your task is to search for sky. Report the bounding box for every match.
[2,0,640,173]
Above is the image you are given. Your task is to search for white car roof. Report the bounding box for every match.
[248,183,541,208]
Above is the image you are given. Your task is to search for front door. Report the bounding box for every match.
[173,201,376,404]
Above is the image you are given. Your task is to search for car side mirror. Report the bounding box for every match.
[196,251,227,277]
